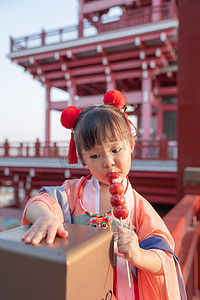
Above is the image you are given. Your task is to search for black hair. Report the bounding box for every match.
[74,105,135,161]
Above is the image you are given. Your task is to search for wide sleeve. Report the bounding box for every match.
[21,177,85,225]
[133,189,185,300]
[138,249,183,300]
[133,189,174,249]
[21,191,60,225]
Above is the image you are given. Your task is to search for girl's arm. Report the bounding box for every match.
[117,227,163,275]
[22,201,68,246]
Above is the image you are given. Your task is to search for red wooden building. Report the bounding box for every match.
[1,0,180,206]
[2,0,179,207]
[8,0,178,148]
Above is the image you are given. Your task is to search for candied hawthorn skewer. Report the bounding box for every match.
[113,205,129,219]
[108,173,129,220]
[107,172,122,183]
[108,172,131,288]
[110,194,126,207]
[109,182,124,195]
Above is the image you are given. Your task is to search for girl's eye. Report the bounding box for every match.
[112,148,121,154]
[90,154,99,159]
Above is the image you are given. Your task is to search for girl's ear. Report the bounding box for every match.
[130,139,135,153]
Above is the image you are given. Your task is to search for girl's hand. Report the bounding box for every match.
[117,226,163,274]
[117,226,142,265]
[22,214,68,246]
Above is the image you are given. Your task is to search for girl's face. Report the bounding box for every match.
[81,139,134,185]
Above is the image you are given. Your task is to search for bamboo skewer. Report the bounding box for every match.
[120,217,131,288]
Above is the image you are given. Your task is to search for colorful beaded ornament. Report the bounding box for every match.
[78,174,128,230]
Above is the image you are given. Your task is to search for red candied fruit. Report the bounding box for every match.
[107,172,121,183]
[109,182,124,195]
[113,205,129,220]
[110,194,125,207]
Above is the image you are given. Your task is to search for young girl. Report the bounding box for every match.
[21,90,187,300]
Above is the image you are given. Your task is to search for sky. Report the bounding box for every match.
[0,0,79,143]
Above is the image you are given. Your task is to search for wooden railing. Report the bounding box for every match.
[163,194,200,299]
[98,2,176,33]
[10,1,177,52]
[0,139,178,160]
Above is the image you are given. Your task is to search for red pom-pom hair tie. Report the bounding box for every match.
[103,89,133,137]
[103,89,126,110]
[60,106,81,129]
[60,106,81,164]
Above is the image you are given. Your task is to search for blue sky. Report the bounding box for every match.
[0,0,78,142]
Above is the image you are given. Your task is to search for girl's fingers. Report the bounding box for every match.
[46,225,59,244]
[118,232,135,245]
[23,231,38,244]
[46,224,68,244]
[117,228,139,261]
[31,231,46,245]
[22,227,33,240]
[23,227,45,244]
[57,224,68,238]
[22,217,68,245]
[22,226,38,243]
[22,222,48,244]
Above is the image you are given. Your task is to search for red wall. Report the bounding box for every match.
[177,0,200,199]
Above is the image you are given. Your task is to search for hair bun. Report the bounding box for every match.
[103,89,126,110]
[60,106,81,129]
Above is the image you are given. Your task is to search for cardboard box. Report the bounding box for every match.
[0,223,114,300]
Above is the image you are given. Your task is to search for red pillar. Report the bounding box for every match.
[141,74,152,140]
[44,84,51,157]
[177,0,200,199]
[136,107,141,135]
[106,78,116,91]
[13,184,19,208]
[68,81,76,106]
[152,0,162,22]
[157,109,163,139]
[4,139,9,157]
[78,0,84,38]
[141,74,152,157]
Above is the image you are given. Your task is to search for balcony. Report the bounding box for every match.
[10,1,177,53]
[0,138,177,160]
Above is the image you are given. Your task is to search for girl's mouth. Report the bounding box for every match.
[107,172,122,183]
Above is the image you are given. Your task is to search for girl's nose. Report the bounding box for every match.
[103,154,115,168]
